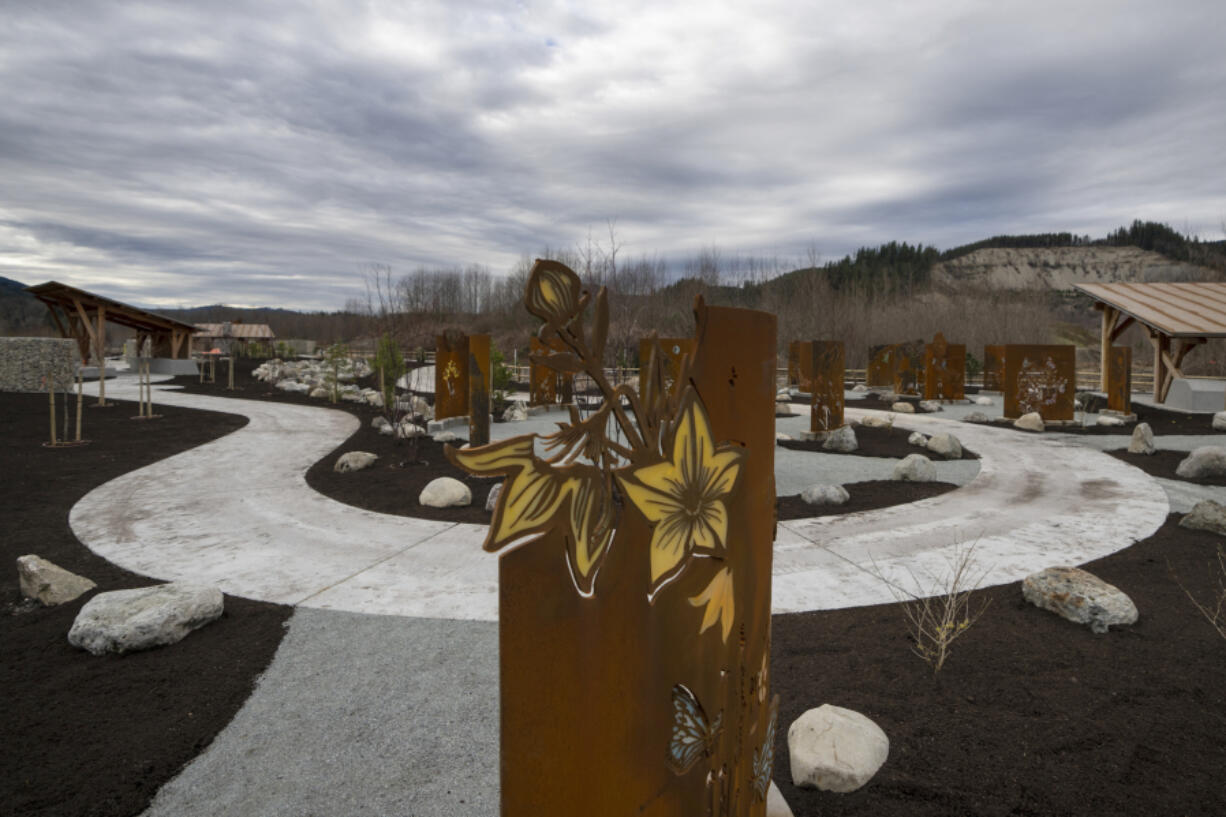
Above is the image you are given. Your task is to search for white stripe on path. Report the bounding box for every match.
[71,379,1169,620]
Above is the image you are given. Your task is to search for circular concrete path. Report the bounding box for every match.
[70,378,1169,619]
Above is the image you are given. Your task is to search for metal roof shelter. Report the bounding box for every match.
[26,281,198,365]
[192,322,276,354]
[1074,281,1226,402]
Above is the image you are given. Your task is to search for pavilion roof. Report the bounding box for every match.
[1074,281,1226,338]
[25,280,199,334]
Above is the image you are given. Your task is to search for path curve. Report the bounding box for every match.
[70,379,1168,620]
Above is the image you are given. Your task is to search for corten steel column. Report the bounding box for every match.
[983,345,1005,391]
[1106,346,1132,414]
[1002,344,1076,421]
[434,333,470,421]
[923,333,966,401]
[806,340,844,433]
[638,337,696,393]
[468,334,491,446]
[497,307,776,815]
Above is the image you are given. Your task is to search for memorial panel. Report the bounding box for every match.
[1003,344,1076,420]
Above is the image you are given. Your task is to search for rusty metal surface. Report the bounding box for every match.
[984,345,1005,391]
[640,337,696,397]
[529,337,572,406]
[923,333,966,401]
[434,332,469,421]
[468,334,491,446]
[867,340,923,393]
[1107,346,1132,414]
[1003,345,1076,420]
[787,341,801,387]
[804,340,844,432]
[449,261,775,816]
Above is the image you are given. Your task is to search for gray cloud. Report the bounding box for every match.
[1,0,1224,310]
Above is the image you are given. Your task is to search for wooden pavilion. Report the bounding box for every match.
[1075,281,1226,403]
[25,281,198,364]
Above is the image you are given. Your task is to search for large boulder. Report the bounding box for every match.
[1014,412,1044,432]
[1175,446,1226,480]
[1179,500,1226,537]
[917,400,942,413]
[485,482,503,512]
[890,401,915,414]
[801,484,850,506]
[395,422,427,439]
[974,396,994,406]
[371,415,391,431]
[926,432,963,460]
[962,411,991,424]
[502,400,529,422]
[858,414,893,429]
[420,477,472,508]
[893,453,936,482]
[821,425,858,453]
[1022,567,1137,634]
[334,451,378,473]
[275,380,310,394]
[17,555,96,606]
[68,584,224,655]
[1096,414,1125,427]
[907,431,927,447]
[1128,422,1156,455]
[788,704,889,793]
[1213,411,1226,431]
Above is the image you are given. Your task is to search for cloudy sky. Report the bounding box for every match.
[2,0,1224,310]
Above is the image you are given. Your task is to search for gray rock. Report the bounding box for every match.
[775,432,793,442]
[1179,499,1226,537]
[275,380,311,394]
[821,425,858,453]
[858,414,893,428]
[962,411,991,424]
[433,430,461,443]
[893,453,936,482]
[974,396,994,406]
[68,583,224,655]
[907,431,927,447]
[395,422,427,439]
[767,781,794,817]
[410,396,434,421]
[485,483,503,512]
[1213,411,1226,431]
[1176,446,1226,479]
[309,386,330,400]
[334,451,378,473]
[851,384,869,393]
[801,484,850,506]
[1128,422,1156,455]
[1022,567,1138,634]
[918,400,942,413]
[890,401,915,414]
[371,416,391,431]
[1014,412,1044,432]
[17,555,96,606]
[419,477,472,508]
[788,704,889,793]
[926,432,963,460]
[502,400,529,422]
[1095,414,1125,427]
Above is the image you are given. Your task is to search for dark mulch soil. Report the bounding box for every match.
[1105,448,1226,487]
[776,481,959,521]
[1,392,293,817]
[773,514,1226,816]
[779,424,979,460]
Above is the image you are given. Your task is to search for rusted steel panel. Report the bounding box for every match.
[808,341,844,433]
[639,337,696,398]
[529,337,573,406]
[867,340,923,393]
[1107,346,1131,414]
[923,333,966,401]
[983,345,1005,391]
[866,343,894,387]
[468,334,491,446]
[1003,344,1076,420]
[787,340,801,387]
[434,333,469,421]
[450,261,776,816]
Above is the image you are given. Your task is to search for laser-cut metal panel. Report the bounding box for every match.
[923,333,966,401]
[639,337,696,397]
[983,345,1005,391]
[866,343,894,387]
[1107,346,1132,414]
[787,340,801,387]
[893,340,924,395]
[468,334,491,446]
[449,260,776,816]
[529,337,573,406]
[1003,344,1076,420]
[809,340,845,433]
[434,333,469,421]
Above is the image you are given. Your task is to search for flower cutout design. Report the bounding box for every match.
[616,388,746,591]
[689,566,735,643]
[525,259,582,327]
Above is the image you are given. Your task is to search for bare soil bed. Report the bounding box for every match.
[3,366,1225,816]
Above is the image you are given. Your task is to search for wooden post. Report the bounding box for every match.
[1151,332,1168,402]
[1099,306,1114,391]
[75,369,83,441]
[96,306,107,406]
[228,356,235,390]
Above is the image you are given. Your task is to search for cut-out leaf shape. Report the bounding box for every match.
[689,566,735,643]
[525,259,582,327]
[616,388,746,591]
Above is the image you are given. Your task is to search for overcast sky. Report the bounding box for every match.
[2,1,1224,310]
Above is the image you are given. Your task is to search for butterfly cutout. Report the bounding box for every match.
[668,683,723,775]
[751,694,779,801]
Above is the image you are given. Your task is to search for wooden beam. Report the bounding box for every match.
[73,298,99,363]
[1108,315,1135,342]
[1150,331,1169,402]
[1099,306,1119,390]
[96,305,107,406]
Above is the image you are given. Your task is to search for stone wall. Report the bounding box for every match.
[0,338,78,392]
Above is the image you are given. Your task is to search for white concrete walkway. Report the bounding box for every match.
[71,377,1169,620]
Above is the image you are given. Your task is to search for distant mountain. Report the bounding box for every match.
[0,276,53,334]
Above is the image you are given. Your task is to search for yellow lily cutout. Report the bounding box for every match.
[616,388,746,591]
[447,437,614,594]
[690,566,735,643]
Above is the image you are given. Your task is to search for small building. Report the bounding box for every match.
[192,322,277,356]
